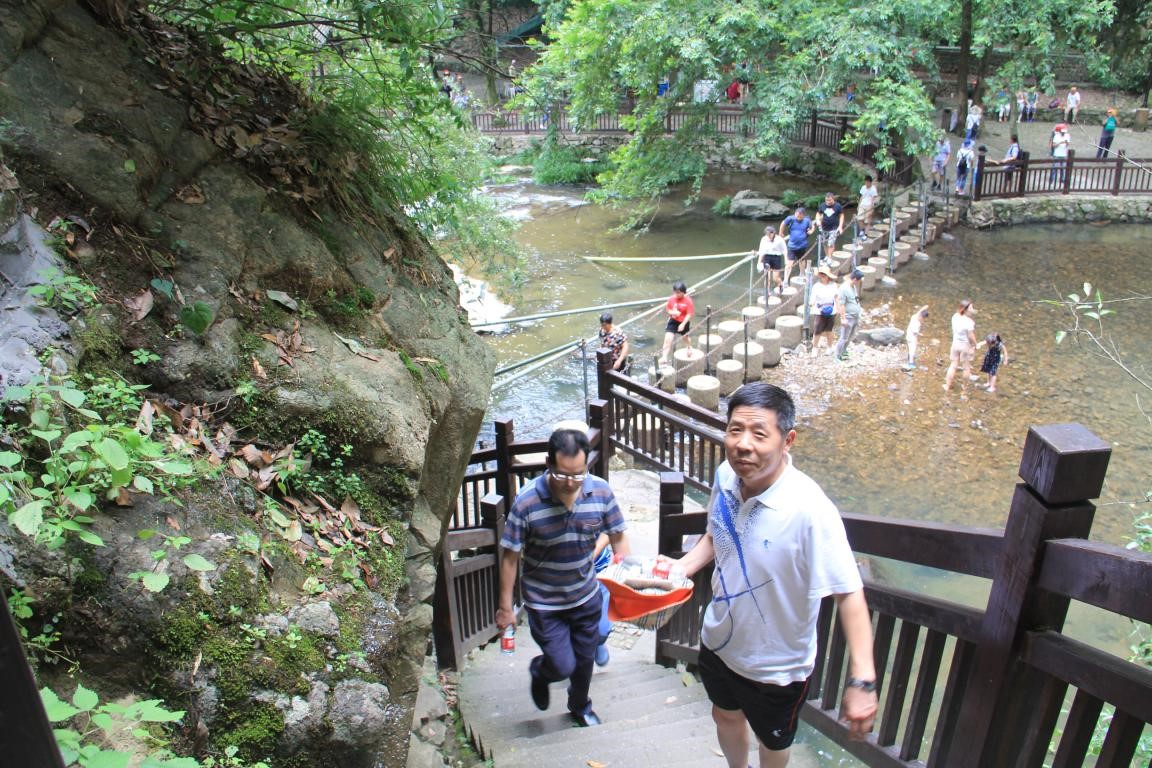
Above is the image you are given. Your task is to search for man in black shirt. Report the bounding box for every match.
[814,192,843,266]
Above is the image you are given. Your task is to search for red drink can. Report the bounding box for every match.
[652,560,671,579]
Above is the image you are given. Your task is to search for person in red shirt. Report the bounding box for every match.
[659,281,694,365]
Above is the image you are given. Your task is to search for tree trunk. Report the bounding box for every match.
[955,0,973,135]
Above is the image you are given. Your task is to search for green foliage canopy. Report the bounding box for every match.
[521,0,1117,212]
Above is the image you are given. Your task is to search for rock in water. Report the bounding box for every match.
[862,327,905,346]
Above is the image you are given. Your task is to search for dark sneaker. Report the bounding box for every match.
[530,658,549,711]
[569,708,602,727]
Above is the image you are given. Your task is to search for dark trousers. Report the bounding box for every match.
[527,590,602,714]
[1097,132,1115,159]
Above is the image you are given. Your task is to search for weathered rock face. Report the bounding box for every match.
[0,1,492,765]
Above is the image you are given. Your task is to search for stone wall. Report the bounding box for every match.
[966,195,1152,228]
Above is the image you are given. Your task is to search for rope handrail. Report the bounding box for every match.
[580,250,749,263]
[491,252,756,389]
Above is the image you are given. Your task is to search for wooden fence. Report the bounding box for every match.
[974,148,1152,200]
[441,359,1152,765]
[473,107,918,186]
[654,424,1152,766]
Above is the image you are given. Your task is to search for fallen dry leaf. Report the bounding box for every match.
[587,761,608,768]
[135,400,155,436]
[124,288,154,321]
[251,356,267,381]
[175,183,206,204]
[114,488,133,507]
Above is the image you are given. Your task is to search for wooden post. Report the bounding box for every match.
[486,493,514,624]
[810,110,818,147]
[1112,149,1126,195]
[656,471,686,557]
[586,398,611,482]
[1062,149,1074,195]
[951,423,1111,768]
[974,146,987,201]
[493,419,515,505]
[596,348,614,403]
[1016,150,1030,197]
[655,471,686,669]
[0,590,66,768]
[839,114,849,147]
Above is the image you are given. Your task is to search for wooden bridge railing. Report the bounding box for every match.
[442,359,1151,763]
[473,107,917,186]
[652,422,1152,765]
[974,148,1152,200]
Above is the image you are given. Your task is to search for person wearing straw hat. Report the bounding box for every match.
[658,383,878,767]
[1049,123,1071,185]
[808,265,839,358]
[1097,108,1118,158]
[496,428,630,728]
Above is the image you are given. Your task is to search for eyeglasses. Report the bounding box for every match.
[550,470,587,483]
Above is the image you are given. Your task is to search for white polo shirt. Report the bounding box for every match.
[700,459,862,685]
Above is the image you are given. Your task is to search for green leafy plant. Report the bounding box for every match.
[533,140,608,185]
[711,195,732,216]
[6,588,68,666]
[28,268,99,314]
[131,349,162,366]
[1,377,195,550]
[43,684,187,768]
[179,301,216,335]
[128,529,217,593]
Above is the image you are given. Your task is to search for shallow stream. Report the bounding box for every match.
[476,174,1151,759]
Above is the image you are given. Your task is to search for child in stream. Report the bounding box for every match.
[978,333,1007,393]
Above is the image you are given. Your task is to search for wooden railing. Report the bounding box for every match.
[443,359,1151,764]
[473,107,917,186]
[653,424,1151,767]
[974,148,1152,200]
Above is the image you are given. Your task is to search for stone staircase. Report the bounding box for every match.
[458,627,722,768]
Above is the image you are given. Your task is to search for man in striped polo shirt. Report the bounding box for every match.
[496,429,630,727]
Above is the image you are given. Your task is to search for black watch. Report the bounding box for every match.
[846,677,877,693]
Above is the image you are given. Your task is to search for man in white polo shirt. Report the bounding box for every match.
[662,383,877,767]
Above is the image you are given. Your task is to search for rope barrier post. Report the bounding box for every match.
[747,255,754,307]
[763,266,770,309]
[700,305,715,374]
[579,339,589,410]
[803,262,813,346]
[945,169,951,222]
[887,203,897,276]
[742,319,750,383]
[920,181,929,247]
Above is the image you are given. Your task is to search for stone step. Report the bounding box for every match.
[495,707,718,768]
[498,681,711,751]
[465,669,706,747]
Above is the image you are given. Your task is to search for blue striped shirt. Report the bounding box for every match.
[500,473,627,611]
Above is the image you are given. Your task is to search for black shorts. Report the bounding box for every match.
[787,247,806,262]
[698,646,809,751]
[813,313,835,334]
[665,318,691,335]
[761,253,783,270]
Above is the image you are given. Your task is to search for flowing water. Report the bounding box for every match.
[476,174,1152,761]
